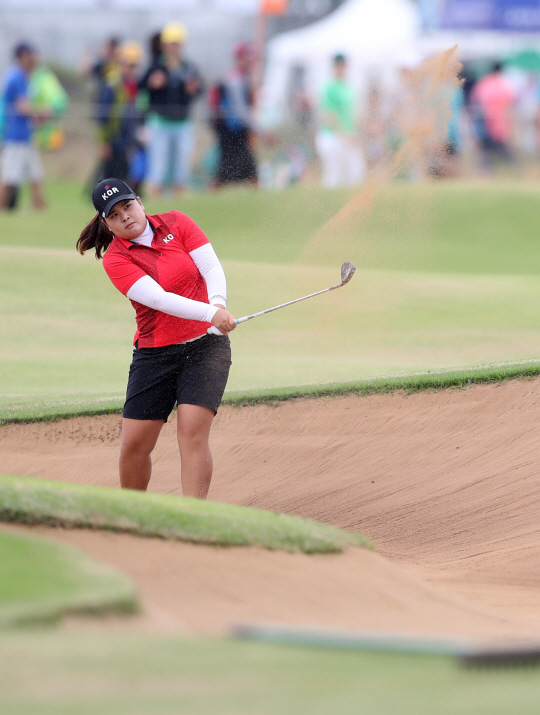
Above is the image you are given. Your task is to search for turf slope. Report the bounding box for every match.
[0,529,137,627]
[0,475,369,553]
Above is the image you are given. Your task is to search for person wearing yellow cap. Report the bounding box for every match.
[95,41,144,190]
[161,22,187,45]
[139,22,203,195]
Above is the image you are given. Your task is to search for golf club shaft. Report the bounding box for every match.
[207,281,344,335]
[236,282,344,324]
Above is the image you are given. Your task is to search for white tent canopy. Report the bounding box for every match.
[260,0,421,125]
[267,0,419,64]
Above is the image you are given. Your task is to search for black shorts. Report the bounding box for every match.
[123,334,231,421]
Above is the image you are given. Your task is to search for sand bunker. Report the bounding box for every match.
[3,379,540,638]
[3,523,528,640]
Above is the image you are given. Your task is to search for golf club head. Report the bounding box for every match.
[340,261,356,285]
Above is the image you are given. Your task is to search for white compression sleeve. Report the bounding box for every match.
[190,244,227,307]
[126,275,218,323]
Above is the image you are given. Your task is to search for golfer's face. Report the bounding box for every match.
[105,198,146,239]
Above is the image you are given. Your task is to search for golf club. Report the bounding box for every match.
[207,261,356,335]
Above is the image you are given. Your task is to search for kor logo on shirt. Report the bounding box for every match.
[163,234,174,244]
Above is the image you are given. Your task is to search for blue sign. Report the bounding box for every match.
[424,0,540,32]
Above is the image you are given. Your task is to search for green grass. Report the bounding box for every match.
[299,180,540,274]
[4,180,540,422]
[6,179,540,274]
[224,358,540,403]
[3,359,540,424]
[0,529,137,627]
[0,475,368,553]
[3,632,540,714]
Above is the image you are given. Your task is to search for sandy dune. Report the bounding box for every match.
[2,379,540,638]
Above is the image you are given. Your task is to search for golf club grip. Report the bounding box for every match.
[207,325,226,336]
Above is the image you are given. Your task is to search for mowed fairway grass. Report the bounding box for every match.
[3,179,540,420]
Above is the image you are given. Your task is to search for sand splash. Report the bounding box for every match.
[301,46,463,266]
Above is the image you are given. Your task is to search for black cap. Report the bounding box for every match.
[92,178,136,218]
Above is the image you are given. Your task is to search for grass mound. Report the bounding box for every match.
[0,475,369,554]
[0,529,137,628]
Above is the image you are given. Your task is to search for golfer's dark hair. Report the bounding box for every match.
[76,213,113,259]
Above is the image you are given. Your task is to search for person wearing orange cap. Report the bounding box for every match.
[95,41,144,188]
[139,23,203,195]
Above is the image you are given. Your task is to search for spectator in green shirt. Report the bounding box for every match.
[315,54,365,188]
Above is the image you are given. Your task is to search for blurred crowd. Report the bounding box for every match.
[3,26,540,209]
[84,24,259,198]
[313,53,540,188]
[0,24,259,210]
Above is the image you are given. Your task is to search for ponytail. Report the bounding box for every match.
[76,214,114,259]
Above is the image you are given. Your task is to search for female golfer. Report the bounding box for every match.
[77,177,235,498]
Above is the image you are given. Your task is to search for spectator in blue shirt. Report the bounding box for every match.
[0,42,46,210]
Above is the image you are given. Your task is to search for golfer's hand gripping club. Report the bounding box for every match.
[208,307,237,336]
[207,262,356,336]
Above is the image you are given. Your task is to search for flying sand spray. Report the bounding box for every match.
[208,48,461,336]
[300,46,463,266]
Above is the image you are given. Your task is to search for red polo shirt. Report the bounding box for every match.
[103,210,211,347]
